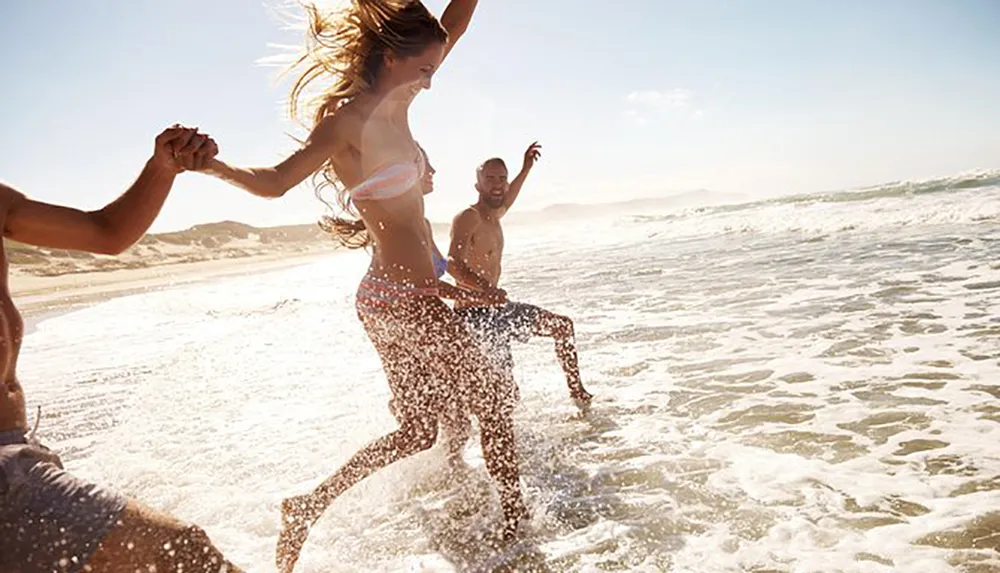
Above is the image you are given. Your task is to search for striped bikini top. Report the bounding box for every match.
[349,148,427,202]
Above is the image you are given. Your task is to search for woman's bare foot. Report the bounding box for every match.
[276,495,321,573]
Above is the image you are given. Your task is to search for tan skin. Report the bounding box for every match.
[208,52,441,288]
[449,143,594,404]
[424,155,467,299]
[418,146,500,304]
[415,149,496,461]
[198,2,527,571]
[1,127,244,572]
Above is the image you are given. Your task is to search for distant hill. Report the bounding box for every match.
[498,190,749,225]
[422,191,749,229]
[7,221,335,277]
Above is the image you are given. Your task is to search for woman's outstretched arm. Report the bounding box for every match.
[203,114,347,199]
[439,0,478,62]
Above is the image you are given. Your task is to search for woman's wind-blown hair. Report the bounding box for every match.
[284,0,448,249]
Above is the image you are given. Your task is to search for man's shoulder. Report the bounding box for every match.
[452,206,483,226]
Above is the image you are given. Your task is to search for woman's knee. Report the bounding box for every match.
[399,417,438,453]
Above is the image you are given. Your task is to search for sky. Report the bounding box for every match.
[1,0,998,232]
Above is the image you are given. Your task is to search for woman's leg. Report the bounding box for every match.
[276,311,440,573]
[277,415,438,572]
[438,402,473,466]
[421,304,528,538]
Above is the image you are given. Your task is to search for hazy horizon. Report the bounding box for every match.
[142,165,996,233]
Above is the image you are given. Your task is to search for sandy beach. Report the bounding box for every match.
[7,218,340,321]
[12,249,334,320]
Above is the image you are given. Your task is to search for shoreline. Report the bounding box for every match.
[13,250,335,320]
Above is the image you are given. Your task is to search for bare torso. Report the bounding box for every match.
[453,207,504,309]
[330,97,437,287]
[0,198,27,432]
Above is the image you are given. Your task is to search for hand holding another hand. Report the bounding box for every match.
[151,124,219,175]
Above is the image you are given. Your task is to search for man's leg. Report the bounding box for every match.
[516,303,593,404]
[0,440,242,573]
[86,500,243,573]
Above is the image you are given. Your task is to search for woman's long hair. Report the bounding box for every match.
[288,0,447,248]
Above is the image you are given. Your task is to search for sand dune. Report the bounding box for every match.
[10,221,338,315]
[8,220,334,279]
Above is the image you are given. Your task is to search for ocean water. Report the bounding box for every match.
[19,171,1000,572]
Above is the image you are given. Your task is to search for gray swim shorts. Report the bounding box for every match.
[454,301,543,372]
[453,301,544,410]
[0,429,128,573]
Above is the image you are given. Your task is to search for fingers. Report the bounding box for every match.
[166,129,199,159]
[526,141,542,161]
[176,132,209,156]
[173,135,218,171]
[170,133,207,171]
[190,137,219,171]
[155,124,186,146]
[156,126,196,155]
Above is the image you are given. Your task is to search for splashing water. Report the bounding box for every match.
[19,179,1000,571]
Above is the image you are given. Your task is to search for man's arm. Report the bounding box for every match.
[436,279,477,302]
[3,126,214,255]
[498,141,541,218]
[202,113,344,199]
[439,0,478,63]
[447,208,494,292]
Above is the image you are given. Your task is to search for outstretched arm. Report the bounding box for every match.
[499,141,541,218]
[440,0,478,63]
[202,114,344,199]
[3,126,215,255]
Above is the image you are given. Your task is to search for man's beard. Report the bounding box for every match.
[482,193,504,209]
